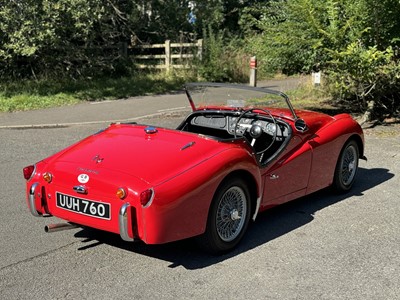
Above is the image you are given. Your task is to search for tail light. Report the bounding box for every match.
[23,165,36,180]
[140,189,154,207]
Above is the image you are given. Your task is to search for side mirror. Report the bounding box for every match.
[294,119,308,132]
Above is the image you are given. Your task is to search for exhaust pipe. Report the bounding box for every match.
[44,223,78,233]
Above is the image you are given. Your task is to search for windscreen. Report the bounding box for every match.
[185,83,296,119]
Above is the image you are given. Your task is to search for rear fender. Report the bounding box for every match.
[307,115,364,194]
[141,147,261,244]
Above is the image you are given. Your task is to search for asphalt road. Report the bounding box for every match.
[0,80,399,299]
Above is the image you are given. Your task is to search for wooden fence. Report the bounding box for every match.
[126,39,203,70]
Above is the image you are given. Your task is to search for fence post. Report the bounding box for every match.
[165,40,171,70]
[197,39,203,60]
[249,56,257,87]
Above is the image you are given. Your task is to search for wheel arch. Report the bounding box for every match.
[348,133,365,160]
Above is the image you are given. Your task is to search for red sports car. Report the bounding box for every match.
[23,83,366,254]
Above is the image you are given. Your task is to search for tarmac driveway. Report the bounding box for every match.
[0,80,398,299]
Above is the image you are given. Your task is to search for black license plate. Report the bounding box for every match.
[56,192,111,220]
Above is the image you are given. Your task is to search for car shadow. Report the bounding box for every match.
[74,166,394,269]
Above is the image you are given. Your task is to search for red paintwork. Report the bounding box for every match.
[259,110,364,209]
[24,96,364,246]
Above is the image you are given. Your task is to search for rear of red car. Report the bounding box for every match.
[23,123,259,244]
[24,158,152,241]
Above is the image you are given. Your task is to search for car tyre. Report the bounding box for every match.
[333,140,359,192]
[198,177,251,254]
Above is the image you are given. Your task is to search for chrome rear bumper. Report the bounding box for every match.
[29,182,134,242]
[119,202,134,242]
[29,182,41,217]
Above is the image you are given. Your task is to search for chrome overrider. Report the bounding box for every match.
[29,182,41,217]
[119,202,134,242]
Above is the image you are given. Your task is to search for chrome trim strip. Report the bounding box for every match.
[252,196,261,221]
[29,182,41,217]
[142,188,155,208]
[119,203,134,242]
[27,164,36,181]
[181,141,196,151]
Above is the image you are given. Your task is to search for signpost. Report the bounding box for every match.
[249,56,257,87]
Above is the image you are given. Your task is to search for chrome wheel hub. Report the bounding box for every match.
[230,209,241,221]
[348,161,355,173]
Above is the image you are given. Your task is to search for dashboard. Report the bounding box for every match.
[190,114,289,139]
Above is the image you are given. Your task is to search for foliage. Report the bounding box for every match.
[241,0,400,120]
[192,0,253,34]
[197,27,249,82]
[129,0,193,43]
[0,0,136,78]
[240,0,367,74]
[0,0,260,80]
[1,0,400,120]
[0,1,193,78]
[325,43,400,121]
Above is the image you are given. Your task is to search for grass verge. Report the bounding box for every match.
[0,72,192,112]
[286,81,341,115]
[1,73,336,114]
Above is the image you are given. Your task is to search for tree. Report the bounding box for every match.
[0,0,138,78]
[241,0,400,121]
[0,0,260,79]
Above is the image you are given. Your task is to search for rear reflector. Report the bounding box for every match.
[23,165,36,180]
[140,189,154,207]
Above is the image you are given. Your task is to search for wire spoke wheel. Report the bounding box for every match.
[333,140,359,192]
[340,145,357,185]
[216,186,247,242]
[198,177,251,254]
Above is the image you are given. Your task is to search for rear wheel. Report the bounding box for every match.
[333,140,359,192]
[198,177,251,254]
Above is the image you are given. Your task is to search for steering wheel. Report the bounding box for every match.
[233,108,278,155]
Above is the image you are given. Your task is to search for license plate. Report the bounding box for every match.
[56,192,111,220]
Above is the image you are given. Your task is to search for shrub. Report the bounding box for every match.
[197,27,249,83]
[325,42,400,122]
